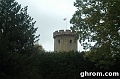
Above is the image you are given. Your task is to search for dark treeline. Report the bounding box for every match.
[1,50,120,79]
[38,51,93,79]
[34,51,120,79]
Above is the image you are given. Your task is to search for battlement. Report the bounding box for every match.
[53,30,75,38]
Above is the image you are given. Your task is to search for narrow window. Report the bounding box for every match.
[58,40,60,43]
[70,40,72,43]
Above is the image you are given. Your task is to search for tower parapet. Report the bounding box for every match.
[53,30,75,38]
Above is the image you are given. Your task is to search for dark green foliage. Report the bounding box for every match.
[70,0,120,52]
[37,51,119,79]
[38,51,95,79]
[70,0,120,69]
[0,0,40,79]
[0,0,40,54]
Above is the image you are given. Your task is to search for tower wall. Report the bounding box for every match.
[53,30,77,52]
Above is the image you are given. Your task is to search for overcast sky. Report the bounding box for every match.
[16,0,85,51]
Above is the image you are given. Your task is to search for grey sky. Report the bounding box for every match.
[16,0,84,51]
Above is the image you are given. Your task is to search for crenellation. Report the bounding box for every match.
[53,30,75,38]
[59,30,64,32]
[66,30,71,32]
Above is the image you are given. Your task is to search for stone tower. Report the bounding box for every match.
[53,30,77,52]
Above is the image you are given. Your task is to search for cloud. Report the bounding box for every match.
[16,0,85,51]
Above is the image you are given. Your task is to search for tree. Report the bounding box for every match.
[70,0,120,69]
[38,51,95,79]
[34,43,45,52]
[0,0,40,54]
[0,0,40,78]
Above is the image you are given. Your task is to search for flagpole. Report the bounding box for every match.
[66,18,67,30]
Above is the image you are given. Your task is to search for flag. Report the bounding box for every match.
[63,18,66,21]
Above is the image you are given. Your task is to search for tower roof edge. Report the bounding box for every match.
[53,29,75,38]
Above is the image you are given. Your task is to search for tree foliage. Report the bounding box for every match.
[0,0,40,54]
[38,51,96,79]
[70,0,120,69]
[34,43,45,52]
[70,0,120,51]
[36,51,119,79]
[0,0,40,78]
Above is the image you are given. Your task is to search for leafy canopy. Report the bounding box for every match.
[0,0,40,54]
[70,0,120,54]
[0,0,40,78]
[70,0,120,69]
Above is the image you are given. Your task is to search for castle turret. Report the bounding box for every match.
[53,30,78,52]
